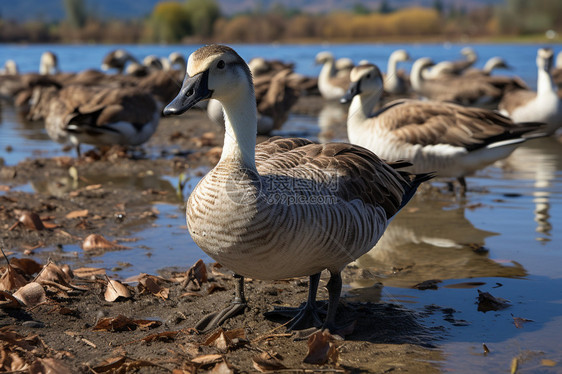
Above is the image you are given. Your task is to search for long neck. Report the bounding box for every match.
[410,64,425,92]
[348,90,381,129]
[219,85,258,170]
[387,55,397,77]
[319,59,336,81]
[537,66,555,96]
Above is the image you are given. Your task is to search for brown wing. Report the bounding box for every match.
[378,99,536,151]
[424,76,502,103]
[498,88,537,114]
[255,137,422,218]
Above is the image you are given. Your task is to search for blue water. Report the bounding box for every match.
[1,43,562,372]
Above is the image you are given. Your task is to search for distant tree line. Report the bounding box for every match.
[0,0,561,44]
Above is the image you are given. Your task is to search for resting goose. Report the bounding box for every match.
[163,44,431,333]
[429,46,477,78]
[101,49,138,74]
[384,49,411,96]
[315,51,351,100]
[29,83,161,156]
[342,63,545,195]
[1,60,19,75]
[39,51,59,75]
[499,48,562,135]
[411,57,515,105]
[464,56,511,77]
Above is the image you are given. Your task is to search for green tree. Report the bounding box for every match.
[150,2,191,42]
[62,0,87,28]
[378,0,392,14]
[184,0,220,38]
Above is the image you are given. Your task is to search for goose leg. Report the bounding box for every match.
[264,273,324,330]
[194,274,247,332]
[322,271,342,333]
[457,176,467,197]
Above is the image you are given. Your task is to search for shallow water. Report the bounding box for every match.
[1,43,562,372]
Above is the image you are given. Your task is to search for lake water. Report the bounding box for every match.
[1,43,562,372]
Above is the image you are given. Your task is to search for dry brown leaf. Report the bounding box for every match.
[85,184,102,190]
[35,262,72,288]
[93,314,161,332]
[138,275,169,299]
[104,279,131,302]
[13,282,46,307]
[0,290,22,309]
[191,354,223,365]
[0,350,28,372]
[184,259,208,290]
[82,234,130,251]
[0,265,27,291]
[207,283,226,294]
[73,267,106,278]
[10,258,43,276]
[18,211,45,230]
[303,330,339,365]
[92,356,127,372]
[541,359,557,367]
[28,357,73,374]
[477,290,511,312]
[0,327,42,351]
[252,352,286,372]
[512,315,534,329]
[0,185,10,192]
[210,361,234,374]
[142,330,179,343]
[65,209,89,219]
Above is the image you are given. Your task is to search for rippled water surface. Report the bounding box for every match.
[1,43,562,372]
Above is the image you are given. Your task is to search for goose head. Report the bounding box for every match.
[3,59,19,75]
[164,44,253,116]
[483,56,510,72]
[248,57,269,75]
[39,51,58,75]
[315,51,335,66]
[537,48,554,72]
[389,49,411,63]
[461,46,477,62]
[101,49,136,72]
[411,57,435,79]
[169,52,186,69]
[340,64,383,104]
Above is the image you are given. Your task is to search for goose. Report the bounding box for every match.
[428,46,477,78]
[101,49,138,74]
[169,51,187,80]
[315,51,351,100]
[29,83,161,156]
[39,51,59,75]
[249,56,318,95]
[463,56,511,77]
[342,63,546,195]
[383,49,411,96]
[411,57,517,105]
[1,60,19,75]
[163,44,432,333]
[335,57,354,78]
[499,48,562,135]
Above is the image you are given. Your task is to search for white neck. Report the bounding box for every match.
[410,64,426,92]
[218,84,258,170]
[319,58,336,81]
[347,90,381,131]
[483,59,497,74]
[387,55,398,77]
[537,66,555,96]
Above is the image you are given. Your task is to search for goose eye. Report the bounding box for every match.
[217,60,225,69]
[366,74,371,79]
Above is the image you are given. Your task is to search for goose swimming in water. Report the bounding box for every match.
[163,44,432,333]
[315,51,352,101]
[342,63,546,195]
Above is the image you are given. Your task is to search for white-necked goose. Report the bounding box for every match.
[163,44,432,333]
[101,49,138,74]
[342,63,545,195]
[552,51,562,90]
[411,57,519,105]
[315,51,351,100]
[429,46,477,78]
[384,49,411,96]
[499,48,562,135]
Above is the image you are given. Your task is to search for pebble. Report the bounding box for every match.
[22,321,44,328]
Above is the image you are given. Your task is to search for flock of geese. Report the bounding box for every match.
[1,44,561,334]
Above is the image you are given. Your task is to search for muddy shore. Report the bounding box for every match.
[0,98,446,373]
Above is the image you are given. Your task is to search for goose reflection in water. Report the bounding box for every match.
[317,101,348,143]
[497,137,562,242]
[345,194,527,299]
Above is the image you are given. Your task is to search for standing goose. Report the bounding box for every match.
[384,49,411,96]
[499,48,562,135]
[163,44,431,333]
[315,51,351,100]
[342,63,545,195]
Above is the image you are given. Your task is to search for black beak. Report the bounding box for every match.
[163,70,212,116]
[340,80,361,104]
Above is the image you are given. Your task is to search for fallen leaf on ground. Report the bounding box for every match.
[10,258,43,276]
[541,359,557,367]
[18,211,45,230]
[191,354,223,365]
[138,275,169,299]
[0,265,27,291]
[104,279,131,302]
[13,282,46,307]
[35,261,73,288]
[477,290,511,312]
[183,259,208,290]
[303,330,339,365]
[73,267,106,278]
[93,314,161,332]
[141,330,179,343]
[210,360,234,374]
[82,234,130,251]
[252,351,286,372]
[0,291,22,309]
[28,357,73,374]
[65,209,89,219]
